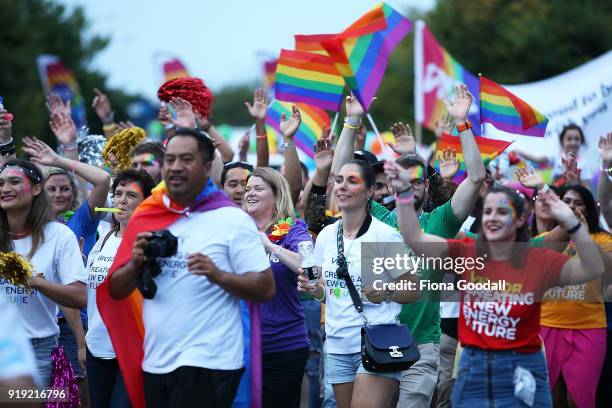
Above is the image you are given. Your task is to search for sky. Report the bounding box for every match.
[59,0,435,99]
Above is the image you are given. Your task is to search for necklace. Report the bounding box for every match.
[9,230,31,239]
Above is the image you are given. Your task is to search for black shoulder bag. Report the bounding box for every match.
[336,222,420,373]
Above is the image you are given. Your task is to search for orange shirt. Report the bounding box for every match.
[540,232,612,329]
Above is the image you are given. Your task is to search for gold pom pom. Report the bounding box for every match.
[102,127,147,171]
[0,252,33,289]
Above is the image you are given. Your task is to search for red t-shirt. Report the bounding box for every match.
[447,238,569,352]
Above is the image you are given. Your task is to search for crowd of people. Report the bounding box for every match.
[0,77,611,408]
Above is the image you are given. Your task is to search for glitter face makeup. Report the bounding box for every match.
[1,167,31,194]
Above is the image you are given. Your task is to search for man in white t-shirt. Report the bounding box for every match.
[108,128,274,408]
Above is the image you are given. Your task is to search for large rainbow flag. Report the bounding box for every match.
[413,21,481,135]
[274,49,345,112]
[162,58,189,82]
[480,76,548,137]
[435,133,513,181]
[36,54,87,128]
[321,3,411,111]
[266,100,330,158]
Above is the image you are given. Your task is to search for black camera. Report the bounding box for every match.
[137,230,178,299]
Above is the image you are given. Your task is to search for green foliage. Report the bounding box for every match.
[209,83,256,126]
[0,0,137,148]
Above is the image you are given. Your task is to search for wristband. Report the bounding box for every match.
[395,190,415,206]
[60,142,78,152]
[71,160,78,174]
[566,222,581,234]
[279,141,295,153]
[344,116,361,127]
[313,284,325,302]
[270,244,282,262]
[343,123,359,130]
[455,120,472,133]
[0,137,13,147]
[256,133,267,140]
[103,123,117,131]
[0,138,16,157]
[537,184,550,194]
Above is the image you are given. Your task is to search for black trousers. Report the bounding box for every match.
[262,347,309,408]
[143,366,244,408]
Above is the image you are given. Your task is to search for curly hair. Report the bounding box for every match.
[157,77,214,119]
[422,173,450,212]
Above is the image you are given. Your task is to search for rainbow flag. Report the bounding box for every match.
[263,59,278,92]
[413,21,481,135]
[321,3,411,110]
[480,76,548,137]
[274,49,345,112]
[295,34,336,55]
[36,54,87,128]
[162,58,189,82]
[266,100,330,158]
[435,133,513,181]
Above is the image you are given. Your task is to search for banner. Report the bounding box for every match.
[36,54,87,128]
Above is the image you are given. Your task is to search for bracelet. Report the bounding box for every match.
[537,184,550,194]
[270,244,282,262]
[313,284,325,301]
[71,160,78,174]
[566,222,581,234]
[279,141,295,153]
[0,138,16,157]
[384,289,395,303]
[163,123,176,131]
[343,123,359,130]
[0,137,14,147]
[102,112,115,125]
[256,133,267,140]
[455,120,472,133]
[60,142,78,151]
[396,194,416,206]
[600,166,612,175]
[344,116,361,127]
[103,123,117,131]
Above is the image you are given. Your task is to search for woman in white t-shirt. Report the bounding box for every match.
[85,169,155,408]
[0,159,87,387]
[298,160,419,408]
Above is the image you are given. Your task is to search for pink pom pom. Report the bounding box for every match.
[2,113,12,121]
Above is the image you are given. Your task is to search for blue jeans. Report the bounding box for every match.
[302,299,323,408]
[58,318,86,378]
[452,346,552,408]
[86,348,130,408]
[31,335,59,388]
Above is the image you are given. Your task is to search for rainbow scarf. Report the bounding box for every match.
[97,180,262,408]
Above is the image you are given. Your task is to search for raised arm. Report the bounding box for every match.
[0,107,16,166]
[598,133,612,227]
[280,105,303,205]
[203,120,235,162]
[542,191,606,286]
[92,88,118,139]
[446,84,486,221]
[245,88,269,167]
[24,137,111,213]
[385,160,449,258]
[304,137,337,233]
[330,95,364,177]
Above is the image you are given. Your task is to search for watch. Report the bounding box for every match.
[279,140,295,153]
[455,120,472,133]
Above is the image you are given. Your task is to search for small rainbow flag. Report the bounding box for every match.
[274,49,345,112]
[295,34,336,55]
[266,100,330,158]
[36,54,87,128]
[435,133,513,181]
[162,58,189,82]
[321,3,411,111]
[263,59,278,92]
[480,76,548,137]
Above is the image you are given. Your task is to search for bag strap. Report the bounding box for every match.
[336,222,364,314]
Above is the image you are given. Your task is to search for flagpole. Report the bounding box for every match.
[330,112,339,139]
[366,113,391,157]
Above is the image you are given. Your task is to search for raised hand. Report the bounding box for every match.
[439,147,460,180]
[49,112,77,144]
[45,93,71,117]
[384,159,412,193]
[562,155,581,185]
[355,124,367,151]
[434,112,453,138]
[23,136,61,167]
[280,105,301,138]
[245,88,268,121]
[345,94,367,118]
[92,88,114,124]
[540,191,578,230]
[444,84,473,124]
[515,167,545,190]
[389,122,416,155]
[116,121,136,132]
[314,136,334,174]
[169,97,197,129]
[599,132,612,164]
[0,108,12,143]
[238,131,250,161]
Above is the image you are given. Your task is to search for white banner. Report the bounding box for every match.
[484,51,612,176]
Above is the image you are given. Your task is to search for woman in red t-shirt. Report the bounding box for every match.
[385,160,605,407]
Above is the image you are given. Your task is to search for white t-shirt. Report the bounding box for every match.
[0,303,37,380]
[142,207,270,374]
[314,217,408,354]
[0,222,86,339]
[548,150,593,181]
[86,231,122,358]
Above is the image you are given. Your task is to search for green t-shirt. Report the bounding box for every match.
[464,230,546,247]
[370,200,463,344]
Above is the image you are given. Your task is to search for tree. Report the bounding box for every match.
[0,0,137,148]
